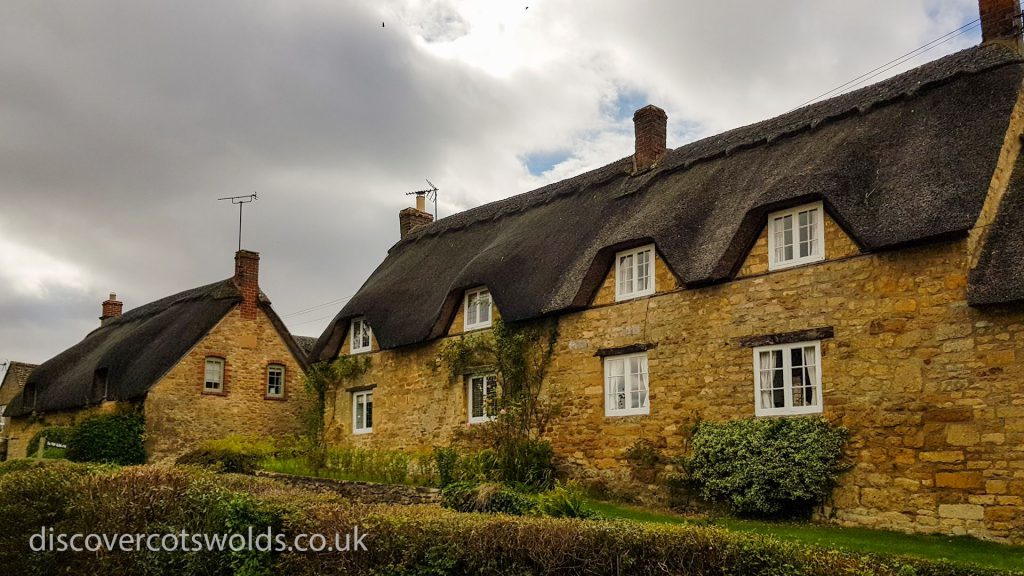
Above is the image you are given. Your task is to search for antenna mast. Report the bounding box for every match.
[217,193,258,251]
[405,179,439,219]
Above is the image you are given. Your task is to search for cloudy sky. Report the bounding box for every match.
[0,0,981,368]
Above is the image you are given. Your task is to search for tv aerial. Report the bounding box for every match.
[217,193,258,251]
[405,179,438,218]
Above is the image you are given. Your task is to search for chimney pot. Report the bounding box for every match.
[100,293,123,326]
[234,250,260,320]
[633,104,668,173]
[979,0,1022,50]
[399,206,434,239]
[416,193,426,212]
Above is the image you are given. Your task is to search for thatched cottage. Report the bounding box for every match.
[3,250,311,461]
[310,0,1024,542]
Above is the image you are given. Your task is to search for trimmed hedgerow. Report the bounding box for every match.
[683,417,849,518]
[0,463,1013,576]
[65,410,147,465]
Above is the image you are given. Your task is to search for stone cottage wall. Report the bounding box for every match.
[145,306,309,462]
[325,224,1024,543]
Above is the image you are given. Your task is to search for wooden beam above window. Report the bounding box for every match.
[738,327,835,348]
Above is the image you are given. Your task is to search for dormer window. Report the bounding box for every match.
[350,317,372,354]
[615,245,655,301]
[464,288,492,331]
[768,202,825,271]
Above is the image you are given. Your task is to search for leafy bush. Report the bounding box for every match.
[65,410,146,465]
[683,417,849,518]
[25,425,75,458]
[441,481,537,516]
[536,481,597,518]
[177,435,276,474]
[496,437,555,491]
[433,446,459,488]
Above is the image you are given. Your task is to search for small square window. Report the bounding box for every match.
[615,245,656,301]
[604,352,650,416]
[353,390,373,434]
[266,364,285,398]
[467,374,498,423]
[767,202,825,271]
[464,288,492,331]
[351,318,372,354]
[753,340,823,417]
[204,357,224,394]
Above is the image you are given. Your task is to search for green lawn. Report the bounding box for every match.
[587,500,1024,572]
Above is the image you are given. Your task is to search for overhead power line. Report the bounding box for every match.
[280,295,353,319]
[788,17,983,112]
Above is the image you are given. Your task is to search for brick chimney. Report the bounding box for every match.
[99,293,122,326]
[234,250,260,320]
[399,195,434,240]
[980,0,1022,51]
[633,104,668,173]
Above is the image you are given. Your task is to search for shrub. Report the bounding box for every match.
[441,481,537,516]
[496,437,555,491]
[536,481,597,518]
[177,435,276,474]
[433,446,459,488]
[683,417,849,518]
[65,410,146,465]
[25,426,74,458]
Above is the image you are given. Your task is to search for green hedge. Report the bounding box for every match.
[25,426,74,458]
[683,417,849,518]
[65,410,146,465]
[441,481,538,516]
[0,462,1013,576]
[176,435,276,474]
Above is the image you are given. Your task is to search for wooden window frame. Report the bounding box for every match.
[350,317,372,354]
[614,245,656,302]
[464,288,493,331]
[353,389,373,434]
[752,340,823,417]
[603,352,650,417]
[265,363,286,400]
[767,202,825,271]
[202,356,227,396]
[466,373,498,424]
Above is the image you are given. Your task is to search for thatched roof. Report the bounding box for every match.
[0,361,38,406]
[311,43,1024,359]
[293,336,319,358]
[970,152,1024,305]
[5,279,308,417]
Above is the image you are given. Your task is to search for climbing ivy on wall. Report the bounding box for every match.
[302,355,371,468]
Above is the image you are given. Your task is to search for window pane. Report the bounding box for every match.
[355,395,364,429]
[485,375,497,416]
[365,394,373,428]
[466,298,478,325]
[471,377,484,418]
[636,250,650,292]
[619,254,634,294]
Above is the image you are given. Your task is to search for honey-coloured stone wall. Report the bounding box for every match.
[325,222,1024,543]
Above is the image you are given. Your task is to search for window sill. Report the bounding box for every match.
[352,428,373,435]
[767,254,825,272]
[464,322,493,332]
[604,408,650,418]
[755,406,823,417]
[264,395,286,402]
[614,289,655,303]
[349,348,372,355]
[201,390,226,397]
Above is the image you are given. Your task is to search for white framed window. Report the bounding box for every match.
[204,357,224,393]
[266,364,285,398]
[615,245,655,301]
[464,288,493,331]
[350,317,372,354]
[768,202,825,271]
[0,404,7,435]
[604,353,650,416]
[753,340,823,417]
[467,373,498,424]
[353,390,373,434]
